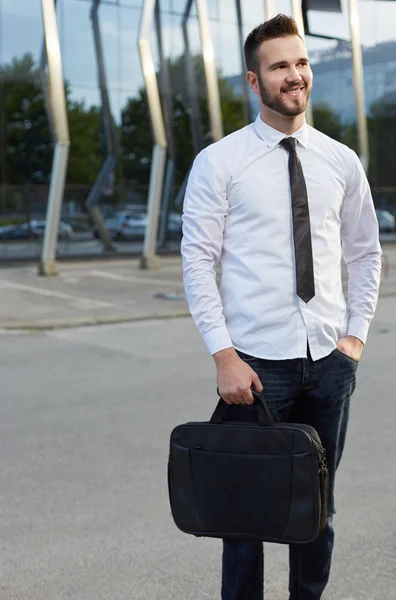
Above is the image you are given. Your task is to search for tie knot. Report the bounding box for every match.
[280,137,297,153]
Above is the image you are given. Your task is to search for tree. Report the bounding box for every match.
[66,100,102,186]
[368,97,396,195]
[120,89,153,187]
[0,53,102,189]
[0,54,52,185]
[120,54,246,188]
[312,103,344,142]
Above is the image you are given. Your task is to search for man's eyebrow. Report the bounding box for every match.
[268,58,310,69]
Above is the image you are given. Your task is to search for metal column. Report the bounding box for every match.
[182,0,204,156]
[235,0,253,124]
[264,0,275,19]
[40,14,56,143]
[196,0,224,141]
[347,0,369,172]
[39,0,70,276]
[138,0,168,269]
[291,0,313,126]
[86,0,117,252]
[155,0,176,248]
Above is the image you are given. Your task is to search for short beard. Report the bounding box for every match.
[257,75,311,117]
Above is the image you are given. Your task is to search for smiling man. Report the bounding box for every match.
[181,14,381,600]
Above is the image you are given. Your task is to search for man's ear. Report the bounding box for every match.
[246,71,259,95]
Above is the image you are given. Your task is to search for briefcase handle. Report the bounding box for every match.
[211,389,275,426]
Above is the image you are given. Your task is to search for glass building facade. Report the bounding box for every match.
[0,0,395,262]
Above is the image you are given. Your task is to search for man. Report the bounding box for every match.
[181,13,381,600]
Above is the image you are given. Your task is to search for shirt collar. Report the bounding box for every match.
[253,113,309,150]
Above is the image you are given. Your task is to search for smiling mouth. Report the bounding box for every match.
[282,86,306,97]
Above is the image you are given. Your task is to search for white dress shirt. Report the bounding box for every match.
[181,115,382,361]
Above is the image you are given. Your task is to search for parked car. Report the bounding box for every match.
[0,224,30,240]
[0,221,73,241]
[117,213,147,240]
[375,209,396,233]
[28,220,73,240]
[93,211,147,241]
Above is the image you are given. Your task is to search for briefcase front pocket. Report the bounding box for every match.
[190,448,292,538]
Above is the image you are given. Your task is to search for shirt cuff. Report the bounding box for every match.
[346,314,371,345]
[202,325,234,356]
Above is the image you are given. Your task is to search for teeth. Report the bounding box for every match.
[284,88,303,95]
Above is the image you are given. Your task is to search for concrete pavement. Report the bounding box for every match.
[0,298,395,599]
[0,243,395,331]
[0,256,189,330]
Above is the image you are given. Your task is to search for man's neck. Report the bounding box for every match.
[259,107,306,136]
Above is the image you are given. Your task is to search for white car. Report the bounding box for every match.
[116,213,147,240]
[94,212,147,241]
[29,220,74,240]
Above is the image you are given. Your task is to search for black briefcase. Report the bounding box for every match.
[168,391,329,544]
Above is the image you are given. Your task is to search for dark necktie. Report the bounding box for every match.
[280,137,315,303]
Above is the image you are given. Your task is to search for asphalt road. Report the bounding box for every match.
[0,299,395,600]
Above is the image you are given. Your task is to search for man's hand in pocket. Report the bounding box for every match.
[336,335,364,362]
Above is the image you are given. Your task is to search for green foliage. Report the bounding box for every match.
[368,100,396,190]
[0,53,102,187]
[120,89,152,186]
[120,54,246,187]
[1,52,396,203]
[0,54,52,184]
[66,100,102,185]
[312,103,344,142]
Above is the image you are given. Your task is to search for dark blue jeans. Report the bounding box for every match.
[221,347,358,600]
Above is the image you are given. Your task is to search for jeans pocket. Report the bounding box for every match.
[236,350,257,363]
[334,348,359,366]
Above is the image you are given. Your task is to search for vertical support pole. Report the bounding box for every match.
[291,0,314,127]
[155,0,176,248]
[138,0,168,269]
[347,0,369,172]
[86,0,117,252]
[196,0,224,141]
[235,0,252,124]
[264,0,276,19]
[39,0,70,275]
[182,0,204,155]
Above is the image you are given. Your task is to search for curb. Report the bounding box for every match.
[0,311,192,333]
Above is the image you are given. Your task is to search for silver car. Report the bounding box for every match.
[94,211,147,241]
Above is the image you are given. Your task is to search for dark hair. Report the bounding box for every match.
[244,14,301,74]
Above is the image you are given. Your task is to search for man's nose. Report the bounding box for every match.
[285,66,302,82]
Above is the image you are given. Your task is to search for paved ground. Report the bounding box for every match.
[0,256,188,330]
[0,298,395,600]
[0,243,395,331]
[0,246,395,599]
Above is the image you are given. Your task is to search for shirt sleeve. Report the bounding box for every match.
[181,148,233,355]
[340,150,382,344]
